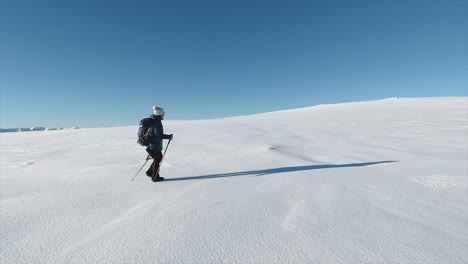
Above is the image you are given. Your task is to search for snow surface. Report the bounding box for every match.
[1,97,467,264]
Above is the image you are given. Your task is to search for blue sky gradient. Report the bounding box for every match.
[1,0,467,128]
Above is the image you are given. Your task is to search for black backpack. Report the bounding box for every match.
[137,118,157,146]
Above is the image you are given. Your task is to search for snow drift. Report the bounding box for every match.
[1,97,467,263]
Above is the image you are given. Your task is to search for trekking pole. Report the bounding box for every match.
[156,139,172,176]
[131,154,152,181]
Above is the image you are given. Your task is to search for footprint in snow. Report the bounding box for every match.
[413,175,467,188]
[19,161,35,168]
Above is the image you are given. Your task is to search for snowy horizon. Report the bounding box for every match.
[0,127,80,133]
[1,97,467,263]
[0,96,462,132]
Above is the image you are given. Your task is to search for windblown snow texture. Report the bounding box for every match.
[1,98,467,263]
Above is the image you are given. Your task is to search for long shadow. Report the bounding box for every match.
[165,161,396,182]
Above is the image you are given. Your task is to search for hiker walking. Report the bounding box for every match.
[144,105,173,182]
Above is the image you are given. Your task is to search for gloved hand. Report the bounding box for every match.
[169,134,174,141]
[146,148,153,159]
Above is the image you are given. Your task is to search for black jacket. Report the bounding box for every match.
[148,114,171,151]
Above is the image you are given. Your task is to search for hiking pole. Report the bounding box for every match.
[155,139,172,177]
[131,154,152,181]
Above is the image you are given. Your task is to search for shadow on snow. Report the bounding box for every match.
[165,161,396,182]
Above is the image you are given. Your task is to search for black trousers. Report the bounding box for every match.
[146,148,163,178]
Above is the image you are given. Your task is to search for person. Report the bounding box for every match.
[145,105,173,182]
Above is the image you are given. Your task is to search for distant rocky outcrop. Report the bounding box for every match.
[0,127,79,133]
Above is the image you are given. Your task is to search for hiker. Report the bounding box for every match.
[145,105,173,182]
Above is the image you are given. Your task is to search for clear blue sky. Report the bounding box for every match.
[1,0,467,128]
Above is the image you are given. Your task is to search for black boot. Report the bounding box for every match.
[152,174,164,182]
[146,170,152,177]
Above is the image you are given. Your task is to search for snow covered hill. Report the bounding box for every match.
[1,97,467,263]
